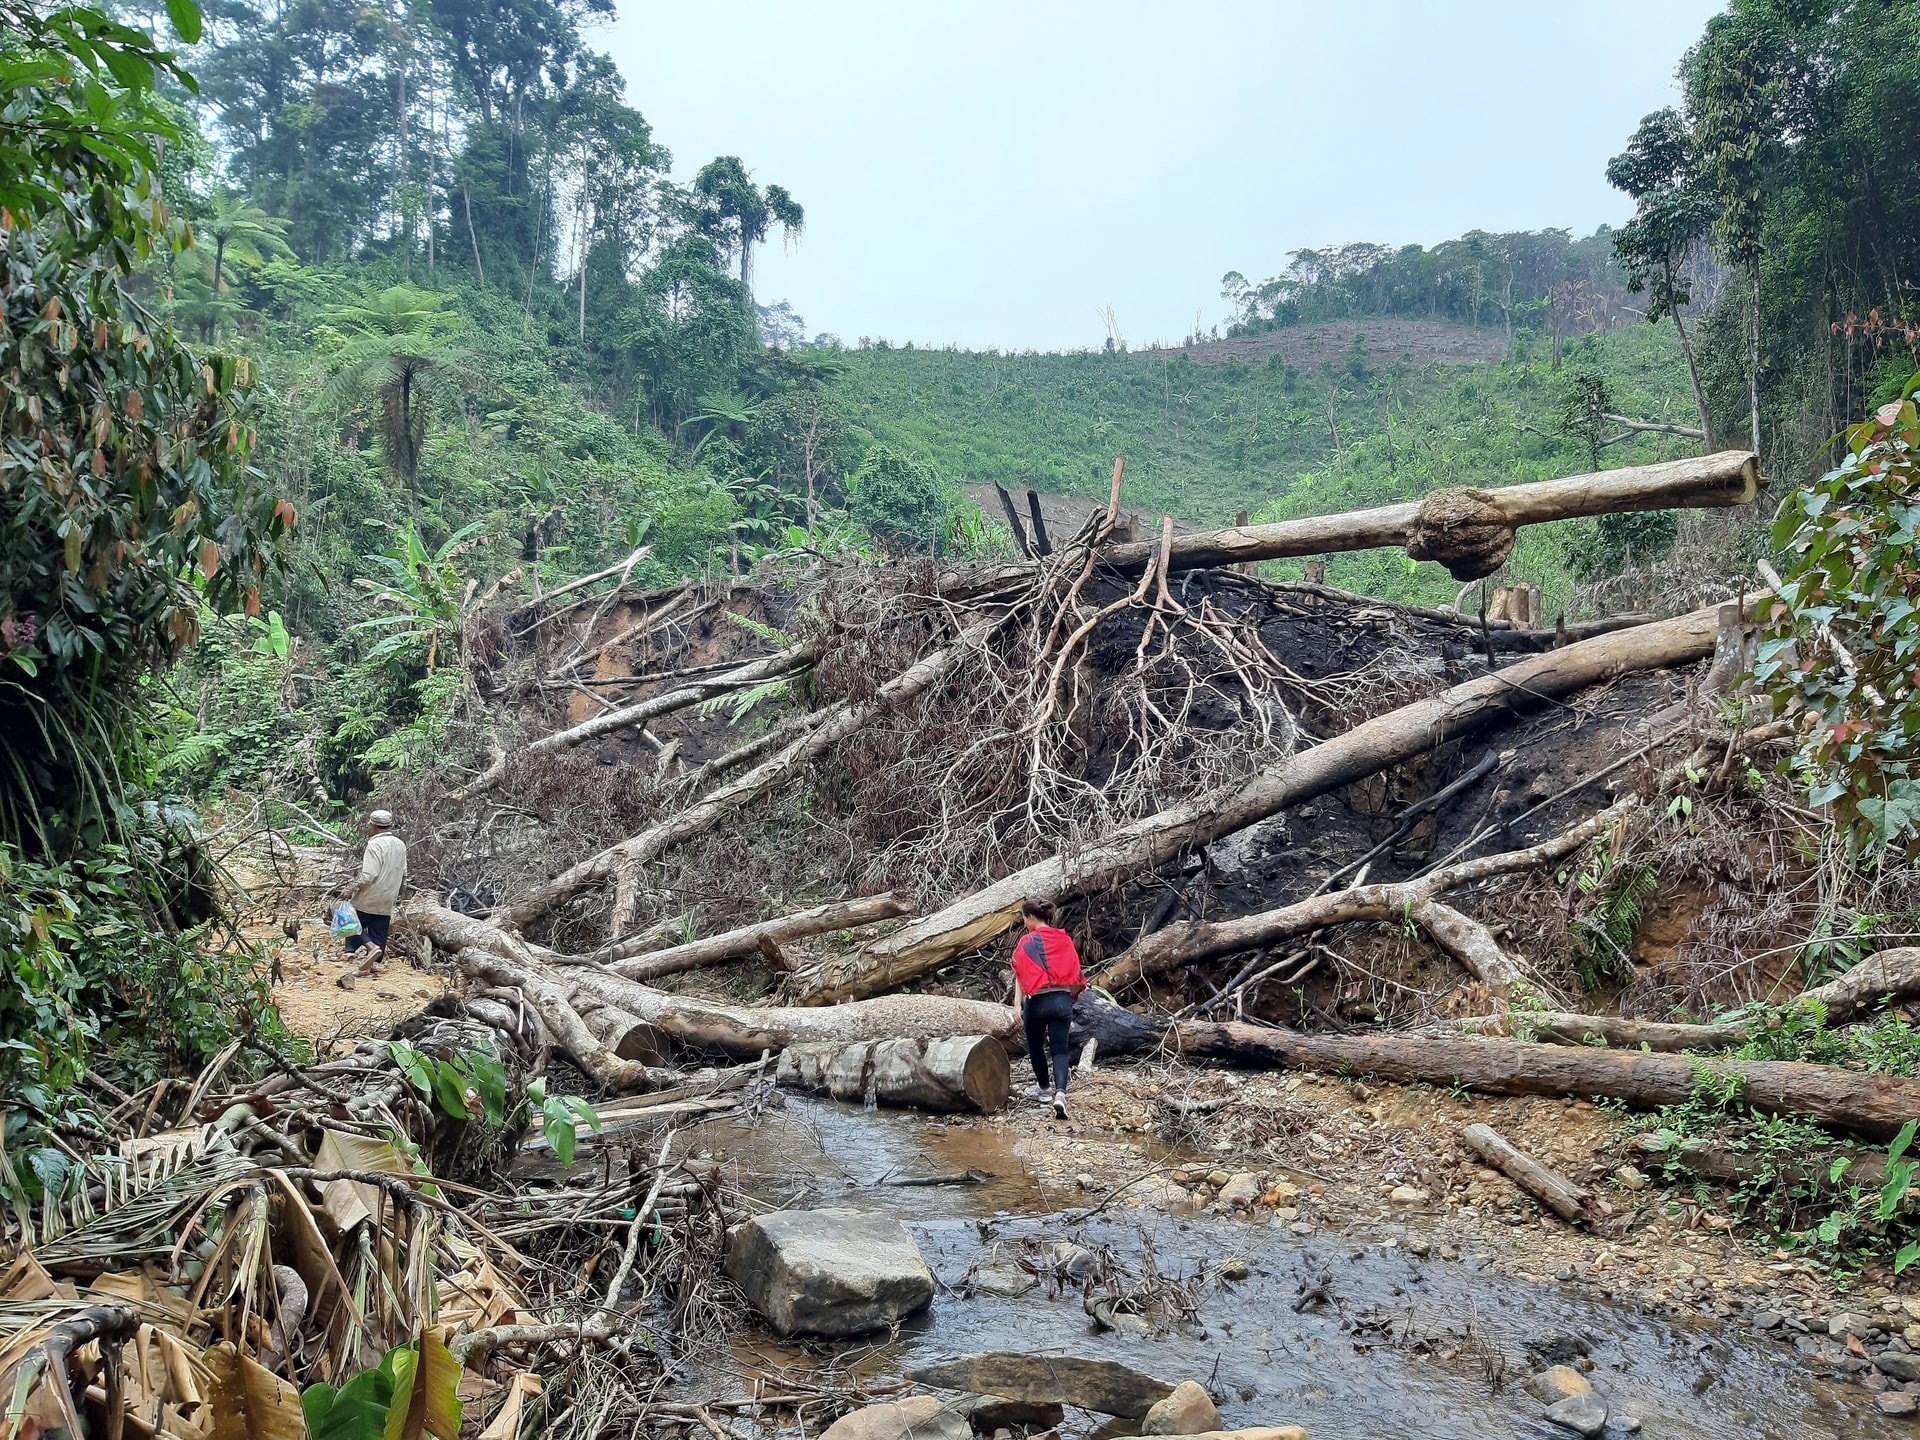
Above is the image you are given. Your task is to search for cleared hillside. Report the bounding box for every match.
[833,320,1703,613]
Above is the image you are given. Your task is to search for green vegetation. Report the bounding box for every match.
[832,323,1702,613]
[1757,375,1920,858]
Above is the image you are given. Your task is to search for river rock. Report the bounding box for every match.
[1142,1381,1223,1435]
[1052,1241,1099,1279]
[1522,1366,1593,1405]
[1544,1393,1608,1437]
[725,1209,933,1338]
[1151,1430,1305,1440]
[1387,1185,1429,1207]
[821,1397,969,1440]
[1877,1352,1920,1383]
[1217,1173,1261,1208]
[1878,1392,1920,1417]
[955,1396,1065,1431]
[1219,1257,1250,1281]
[971,1262,1037,1298]
[1129,1177,1195,1211]
[1085,1297,1152,1337]
[909,1354,1174,1418]
[1829,1311,1872,1338]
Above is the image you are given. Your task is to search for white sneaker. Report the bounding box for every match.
[1052,1092,1069,1120]
[1024,1084,1049,1102]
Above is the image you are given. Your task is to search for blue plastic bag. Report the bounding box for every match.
[330,900,362,937]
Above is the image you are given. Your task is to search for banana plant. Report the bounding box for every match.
[351,521,511,674]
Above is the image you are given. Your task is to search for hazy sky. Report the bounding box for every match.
[601,2,1725,352]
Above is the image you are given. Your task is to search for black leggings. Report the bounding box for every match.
[1023,989,1075,1092]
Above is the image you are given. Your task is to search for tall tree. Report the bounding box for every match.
[1607,108,1717,449]
[1689,10,1784,458]
[692,156,801,295]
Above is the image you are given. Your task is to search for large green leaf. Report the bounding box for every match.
[303,1357,397,1440]
[382,1328,462,1440]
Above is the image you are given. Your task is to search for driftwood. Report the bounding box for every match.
[1171,1021,1920,1141]
[1096,452,1759,581]
[775,1035,1010,1113]
[501,617,1002,934]
[795,608,1723,1005]
[1462,1122,1608,1224]
[595,892,914,975]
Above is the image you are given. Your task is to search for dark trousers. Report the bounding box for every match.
[346,910,391,955]
[1023,989,1074,1093]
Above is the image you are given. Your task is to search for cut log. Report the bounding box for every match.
[453,947,674,1093]
[1462,1122,1608,1224]
[1627,1131,1889,1192]
[775,1035,1009,1113]
[500,617,1001,933]
[798,609,1723,1005]
[1097,452,1759,582]
[572,993,671,1066]
[596,892,915,975]
[1170,1020,1920,1141]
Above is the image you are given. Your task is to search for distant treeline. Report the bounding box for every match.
[1221,229,1656,357]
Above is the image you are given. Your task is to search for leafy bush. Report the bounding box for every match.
[1756,374,1920,857]
[847,444,959,554]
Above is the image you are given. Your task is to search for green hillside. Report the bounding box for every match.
[832,321,1703,613]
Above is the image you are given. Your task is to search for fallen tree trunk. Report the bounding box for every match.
[1091,799,1618,994]
[1478,946,1920,1052]
[775,1035,1009,1113]
[1098,452,1759,581]
[798,609,1722,1005]
[500,618,1001,934]
[1463,1122,1607,1224]
[595,891,915,974]
[1172,1020,1920,1141]
[1271,580,1652,644]
[451,947,674,1093]
[419,901,1023,1060]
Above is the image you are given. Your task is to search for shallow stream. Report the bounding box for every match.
[681,1095,1886,1440]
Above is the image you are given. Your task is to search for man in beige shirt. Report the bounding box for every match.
[339,810,407,960]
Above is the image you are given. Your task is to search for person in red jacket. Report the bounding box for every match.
[1010,897,1084,1119]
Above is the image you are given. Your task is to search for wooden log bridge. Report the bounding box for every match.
[1099,451,1759,581]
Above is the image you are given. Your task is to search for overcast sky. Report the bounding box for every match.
[600,2,1725,353]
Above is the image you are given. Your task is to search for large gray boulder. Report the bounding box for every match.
[726,1208,934,1338]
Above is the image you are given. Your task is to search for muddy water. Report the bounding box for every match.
[687,1097,1886,1440]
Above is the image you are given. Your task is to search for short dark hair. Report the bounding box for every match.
[1021,897,1056,924]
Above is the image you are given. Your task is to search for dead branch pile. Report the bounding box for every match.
[314,446,1920,1142]
[0,1002,802,1440]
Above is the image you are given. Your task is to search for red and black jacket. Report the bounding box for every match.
[1012,925,1085,996]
